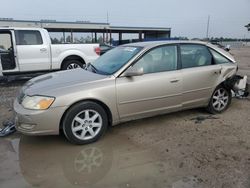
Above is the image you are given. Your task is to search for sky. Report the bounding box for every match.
[0,0,250,38]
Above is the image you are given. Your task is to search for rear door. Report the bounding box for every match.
[116,45,182,121]
[180,44,222,109]
[15,30,50,71]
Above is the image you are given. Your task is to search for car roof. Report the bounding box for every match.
[122,40,235,62]
[122,40,209,48]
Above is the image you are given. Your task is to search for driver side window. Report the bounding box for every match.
[133,45,177,74]
[0,33,12,51]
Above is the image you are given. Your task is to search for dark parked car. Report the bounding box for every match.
[100,44,114,55]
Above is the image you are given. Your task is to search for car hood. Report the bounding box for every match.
[22,69,108,95]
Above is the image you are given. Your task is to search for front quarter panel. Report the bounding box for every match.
[47,78,120,125]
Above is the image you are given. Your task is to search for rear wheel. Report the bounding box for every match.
[207,86,232,114]
[62,59,85,70]
[62,101,108,145]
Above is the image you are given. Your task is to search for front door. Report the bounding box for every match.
[0,30,16,70]
[15,30,50,71]
[116,45,182,121]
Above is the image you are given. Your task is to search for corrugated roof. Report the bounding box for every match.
[0,19,171,32]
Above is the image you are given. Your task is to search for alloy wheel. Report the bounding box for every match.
[71,110,103,141]
[212,88,229,111]
[67,63,81,69]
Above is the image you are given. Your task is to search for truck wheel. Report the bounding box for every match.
[62,101,108,145]
[62,60,86,70]
[206,86,232,114]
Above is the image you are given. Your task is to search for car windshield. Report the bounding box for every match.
[89,46,142,75]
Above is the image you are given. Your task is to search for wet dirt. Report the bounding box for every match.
[0,47,250,188]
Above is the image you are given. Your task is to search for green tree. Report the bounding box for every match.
[97,36,104,43]
[85,36,92,43]
[51,38,59,44]
[66,36,71,43]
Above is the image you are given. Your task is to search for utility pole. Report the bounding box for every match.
[106,11,109,44]
[106,11,109,24]
[206,15,210,40]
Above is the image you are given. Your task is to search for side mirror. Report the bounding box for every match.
[123,66,144,77]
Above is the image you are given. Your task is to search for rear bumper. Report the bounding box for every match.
[14,99,68,135]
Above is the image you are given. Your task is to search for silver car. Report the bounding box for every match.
[14,41,237,144]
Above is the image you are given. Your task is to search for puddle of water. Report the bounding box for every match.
[0,138,30,188]
[17,133,172,188]
[1,132,186,188]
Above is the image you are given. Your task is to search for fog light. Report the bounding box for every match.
[20,123,36,130]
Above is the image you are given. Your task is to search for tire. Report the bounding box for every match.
[206,85,232,114]
[62,59,85,70]
[62,101,108,145]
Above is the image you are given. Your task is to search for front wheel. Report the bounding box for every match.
[62,59,85,70]
[207,86,232,114]
[62,101,108,145]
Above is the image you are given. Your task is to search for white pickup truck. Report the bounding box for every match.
[0,27,100,76]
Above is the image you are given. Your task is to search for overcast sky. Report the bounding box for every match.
[1,0,250,38]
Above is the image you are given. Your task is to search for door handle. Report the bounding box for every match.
[40,48,47,52]
[214,69,222,74]
[170,79,180,83]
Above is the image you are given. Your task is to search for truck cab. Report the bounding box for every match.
[0,28,17,74]
[0,27,100,76]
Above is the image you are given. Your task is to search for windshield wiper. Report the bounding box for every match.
[88,63,110,75]
[88,63,98,73]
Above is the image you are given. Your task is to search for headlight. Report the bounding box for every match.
[21,95,55,110]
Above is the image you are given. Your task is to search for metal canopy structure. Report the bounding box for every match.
[0,19,171,45]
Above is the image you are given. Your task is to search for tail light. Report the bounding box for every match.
[94,47,101,56]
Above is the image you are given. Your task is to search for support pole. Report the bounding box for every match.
[109,30,112,45]
[63,31,65,43]
[119,32,122,45]
[71,29,73,43]
[139,31,142,41]
[95,32,97,43]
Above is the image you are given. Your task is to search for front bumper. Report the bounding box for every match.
[14,99,68,135]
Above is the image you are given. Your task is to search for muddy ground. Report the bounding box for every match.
[0,47,250,188]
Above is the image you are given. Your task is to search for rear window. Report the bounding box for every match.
[15,30,43,45]
[210,49,230,64]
